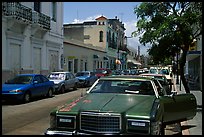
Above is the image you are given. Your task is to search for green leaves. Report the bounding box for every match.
[132,2,202,64]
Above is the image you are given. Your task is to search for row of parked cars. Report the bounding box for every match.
[2,68,113,103]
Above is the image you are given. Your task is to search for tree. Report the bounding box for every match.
[132,2,202,93]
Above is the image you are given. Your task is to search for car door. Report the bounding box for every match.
[40,75,51,95]
[64,73,70,90]
[160,93,197,124]
[66,73,74,89]
[32,75,45,97]
[89,72,95,85]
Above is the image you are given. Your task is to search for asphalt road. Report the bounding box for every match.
[2,85,184,135]
[2,88,87,135]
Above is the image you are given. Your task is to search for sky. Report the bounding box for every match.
[63,2,150,55]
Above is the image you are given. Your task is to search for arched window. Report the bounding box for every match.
[99,31,103,42]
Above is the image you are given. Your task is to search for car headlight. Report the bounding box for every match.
[56,115,76,129]
[9,89,23,93]
[127,119,150,134]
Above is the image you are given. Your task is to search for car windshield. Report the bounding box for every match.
[48,73,65,80]
[149,69,158,74]
[159,69,169,75]
[5,75,33,84]
[95,69,107,74]
[76,72,89,77]
[89,80,155,95]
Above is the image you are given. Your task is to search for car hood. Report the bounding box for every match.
[76,76,89,80]
[2,84,29,93]
[57,93,156,117]
[49,79,63,84]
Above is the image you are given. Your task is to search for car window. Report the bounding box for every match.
[6,75,33,84]
[89,80,155,96]
[34,75,43,83]
[68,73,75,79]
[41,75,49,82]
[48,73,65,80]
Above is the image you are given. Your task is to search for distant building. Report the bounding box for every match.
[2,2,64,83]
[63,15,128,71]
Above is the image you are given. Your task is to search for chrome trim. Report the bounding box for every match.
[45,129,75,135]
[80,112,121,134]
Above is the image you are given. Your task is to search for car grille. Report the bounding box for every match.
[80,112,121,134]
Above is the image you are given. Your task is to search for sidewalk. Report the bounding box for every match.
[173,76,202,135]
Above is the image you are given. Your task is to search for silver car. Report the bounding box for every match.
[47,72,79,94]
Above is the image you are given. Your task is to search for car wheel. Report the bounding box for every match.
[47,88,53,97]
[24,92,30,103]
[61,86,65,94]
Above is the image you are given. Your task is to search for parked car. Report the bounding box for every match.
[45,75,197,135]
[140,73,172,95]
[94,68,112,78]
[111,70,122,76]
[75,71,98,87]
[158,67,173,84]
[2,74,55,103]
[47,72,78,94]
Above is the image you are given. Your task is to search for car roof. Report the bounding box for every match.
[99,75,153,81]
[50,72,70,74]
[140,73,165,77]
[17,74,40,76]
[77,71,92,73]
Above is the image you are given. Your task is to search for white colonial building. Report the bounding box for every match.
[2,2,64,83]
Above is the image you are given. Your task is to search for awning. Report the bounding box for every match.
[93,54,99,59]
[103,56,109,60]
[127,59,141,65]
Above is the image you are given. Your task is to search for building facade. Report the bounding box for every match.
[63,39,106,74]
[185,34,202,91]
[2,2,64,83]
[63,15,128,72]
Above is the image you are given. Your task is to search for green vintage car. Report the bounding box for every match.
[45,75,197,135]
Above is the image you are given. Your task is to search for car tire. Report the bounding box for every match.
[47,88,53,97]
[24,92,30,103]
[61,86,65,94]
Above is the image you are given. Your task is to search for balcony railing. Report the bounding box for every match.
[2,2,32,22]
[32,11,50,30]
[2,2,50,30]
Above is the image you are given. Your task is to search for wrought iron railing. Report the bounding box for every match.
[2,2,51,30]
[32,11,51,30]
[2,2,32,22]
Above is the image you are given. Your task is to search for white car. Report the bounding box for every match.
[47,72,79,94]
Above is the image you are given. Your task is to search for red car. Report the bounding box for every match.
[94,68,112,78]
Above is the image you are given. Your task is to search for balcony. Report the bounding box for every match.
[32,11,50,30]
[2,2,32,23]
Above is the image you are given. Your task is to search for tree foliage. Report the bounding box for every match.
[132,2,202,93]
